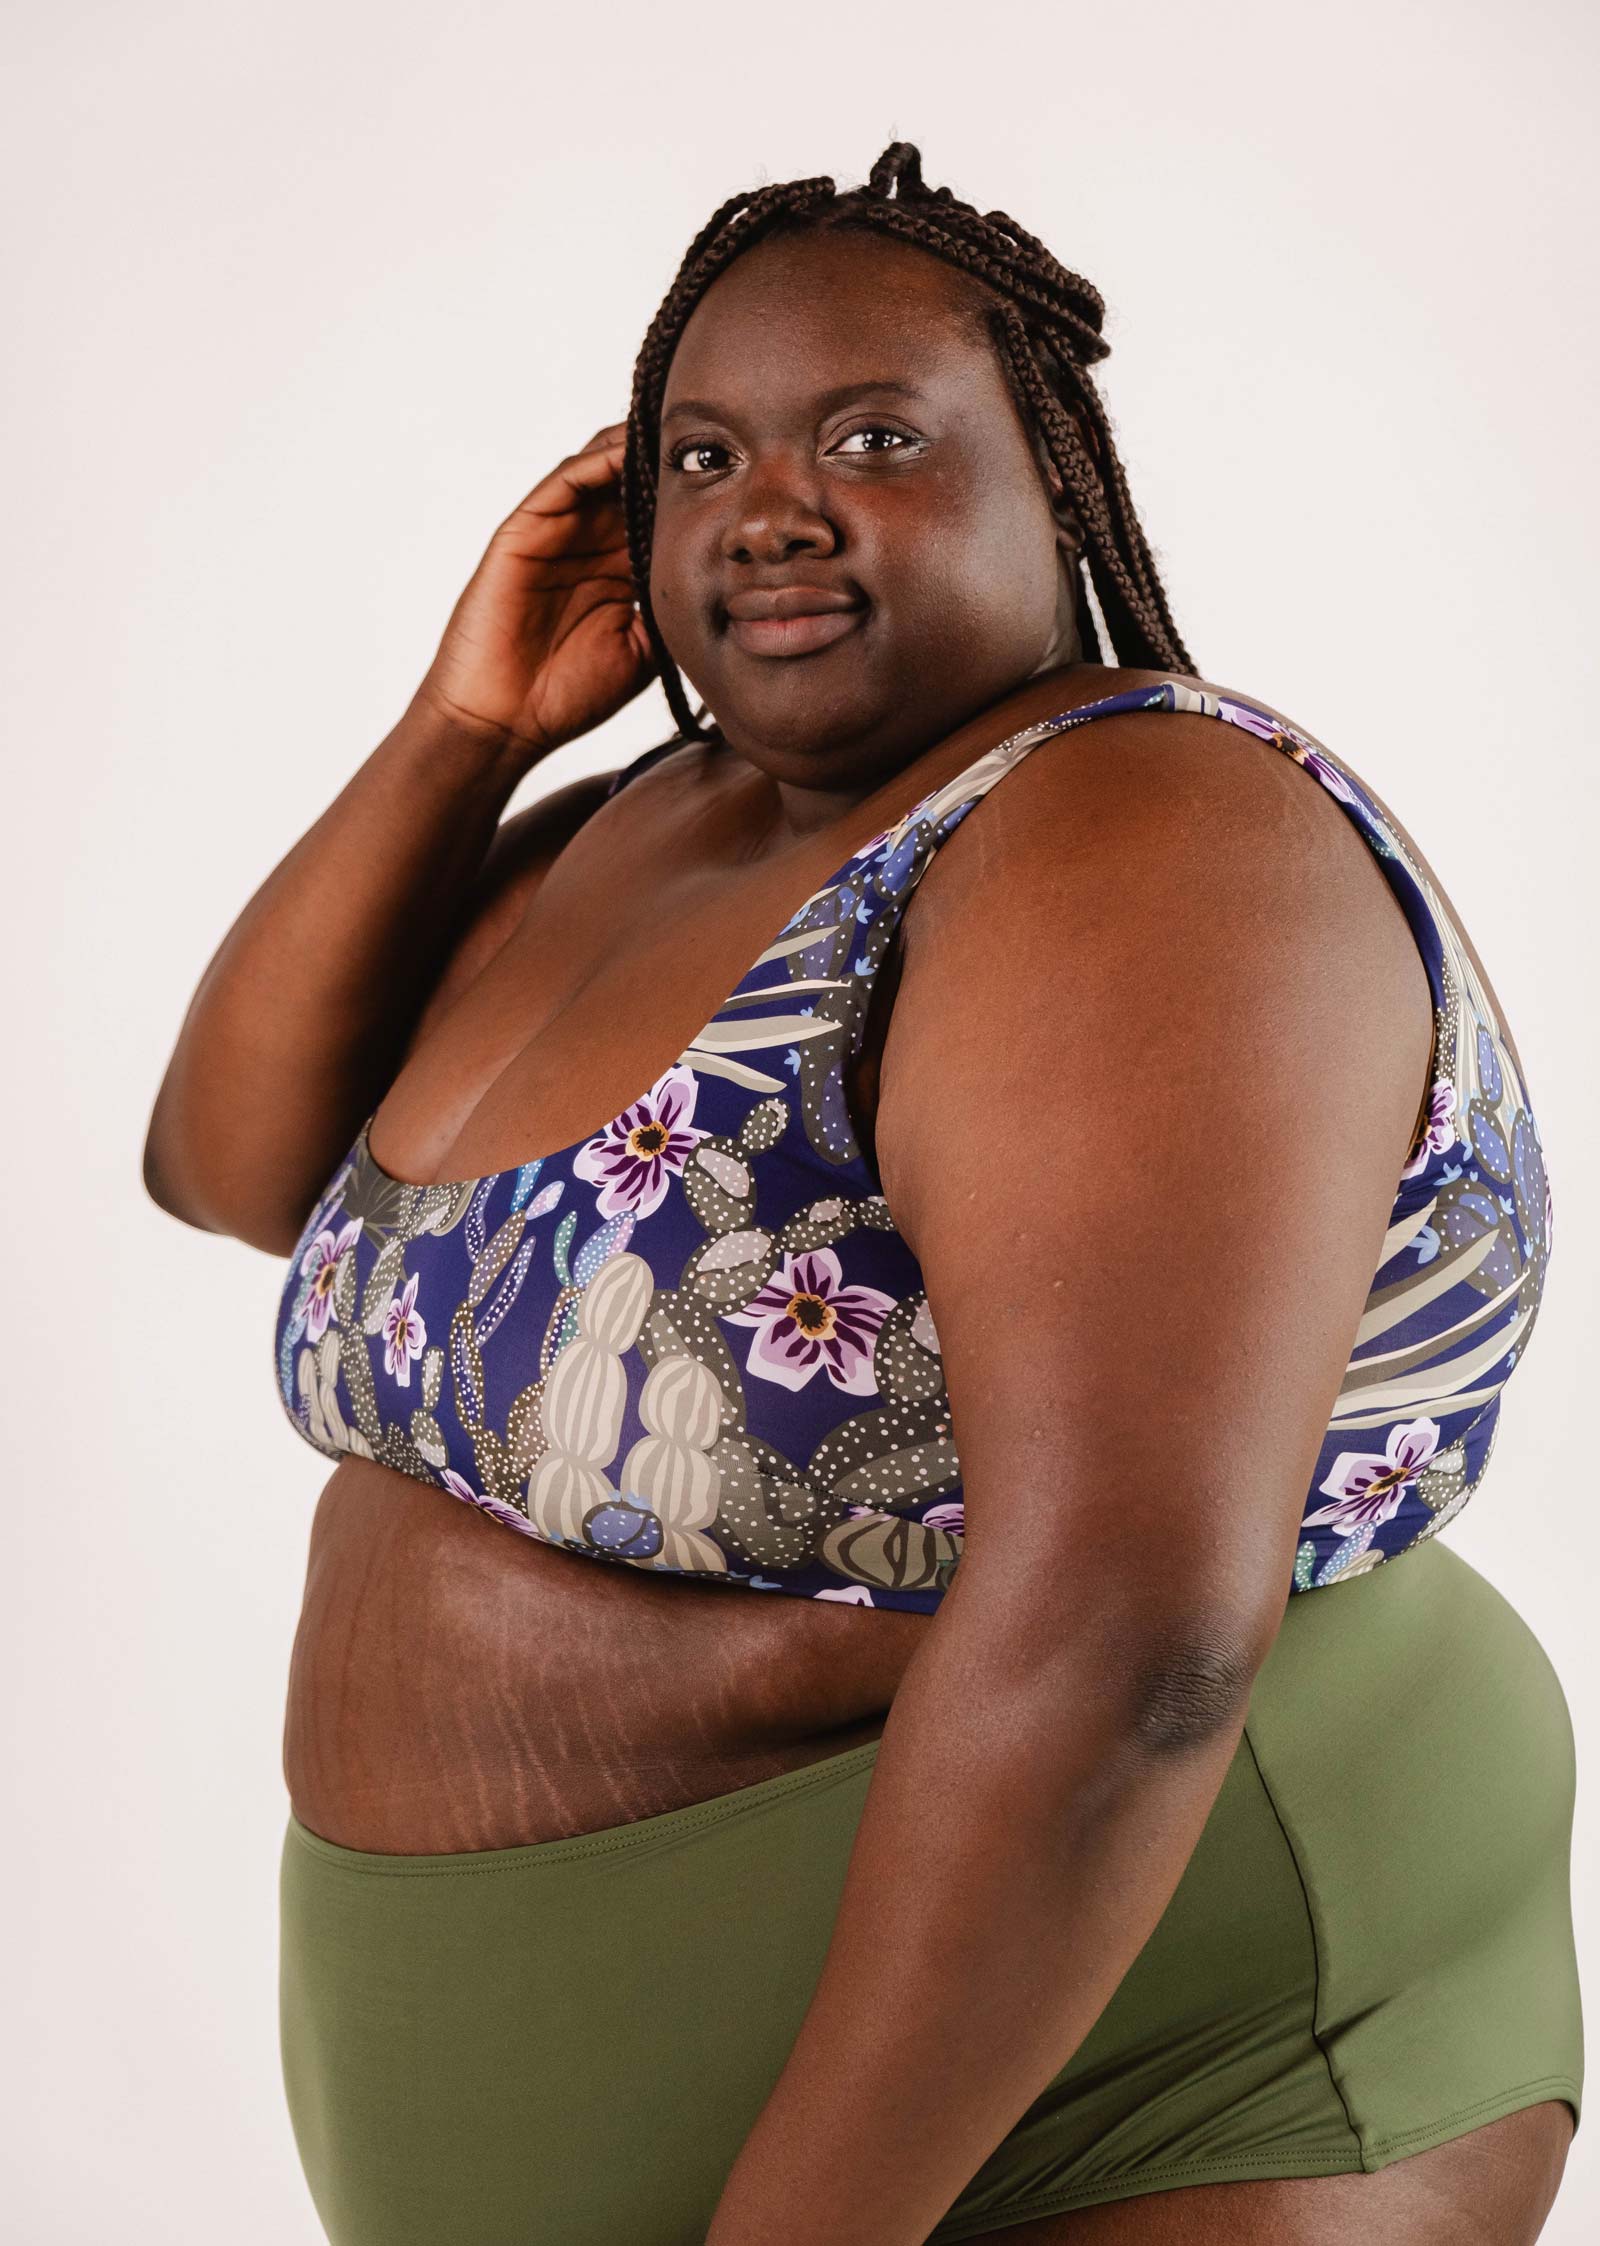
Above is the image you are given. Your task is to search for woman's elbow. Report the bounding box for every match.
[141,1118,304,1257]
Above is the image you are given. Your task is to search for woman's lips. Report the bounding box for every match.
[725,607,866,658]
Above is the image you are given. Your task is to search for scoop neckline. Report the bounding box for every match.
[353,682,1253,1197]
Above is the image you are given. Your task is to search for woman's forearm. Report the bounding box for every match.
[143,695,535,1249]
[704,1596,1255,2246]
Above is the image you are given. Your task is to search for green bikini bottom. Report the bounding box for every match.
[279,1539,1583,2243]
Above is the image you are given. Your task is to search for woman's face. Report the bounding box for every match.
[649,226,1082,798]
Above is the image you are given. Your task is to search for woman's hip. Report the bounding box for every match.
[278,1537,1582,2244]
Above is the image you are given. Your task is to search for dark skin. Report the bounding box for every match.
[649,229,1088,819]
[144,226,1571,2239]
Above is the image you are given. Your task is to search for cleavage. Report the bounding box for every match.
[370,825,888,1190]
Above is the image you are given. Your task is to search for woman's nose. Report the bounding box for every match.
[719,461,838,565]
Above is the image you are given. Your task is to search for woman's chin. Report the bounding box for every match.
[687,664,889,761]
[715,703,890,770]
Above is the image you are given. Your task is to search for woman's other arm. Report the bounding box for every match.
[704,709,1434,2246]
[143,423,652,1253]
[141,710,609,1251]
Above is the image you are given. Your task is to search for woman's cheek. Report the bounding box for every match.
[647,554,704,679]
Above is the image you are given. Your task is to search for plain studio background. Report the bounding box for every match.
[5,3,1596,2238]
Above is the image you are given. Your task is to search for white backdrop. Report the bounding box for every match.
[6,3,1596,2238]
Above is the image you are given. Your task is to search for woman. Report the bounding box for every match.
[144,142,1581,2243]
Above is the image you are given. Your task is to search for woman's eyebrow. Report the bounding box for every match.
[660,377,929,427]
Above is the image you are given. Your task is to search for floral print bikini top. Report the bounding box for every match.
[272,684,1550,1613]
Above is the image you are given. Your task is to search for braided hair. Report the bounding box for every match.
[622,139,1195,747]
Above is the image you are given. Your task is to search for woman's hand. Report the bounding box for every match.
[414,421,656,761]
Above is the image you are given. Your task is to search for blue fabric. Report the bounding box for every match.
[273,686,1549,1611]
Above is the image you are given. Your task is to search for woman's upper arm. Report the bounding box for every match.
[398,767,619,1060]
[874,711,1434,1697]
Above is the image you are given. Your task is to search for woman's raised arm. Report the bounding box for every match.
[143,423,654,1253]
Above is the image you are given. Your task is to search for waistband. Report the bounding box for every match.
[284,1733,884,1878]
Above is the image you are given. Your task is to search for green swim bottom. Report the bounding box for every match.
[279,1540,1582,2243]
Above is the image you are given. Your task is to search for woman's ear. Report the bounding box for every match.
[1043,462,1086,556]
[1026,416,1090,563]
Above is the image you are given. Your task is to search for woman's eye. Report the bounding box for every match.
[832,425,914,456]
[666,425,918,476]
[667,440,732,476]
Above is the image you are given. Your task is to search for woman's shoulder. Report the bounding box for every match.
[925,660,1465,934]
[894,664,1339,947]
[1180,682,1534,1096]
[879,664,1437,1168]
[871,664,1437,1279]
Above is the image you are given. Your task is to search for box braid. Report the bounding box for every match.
[621,140,1195,746]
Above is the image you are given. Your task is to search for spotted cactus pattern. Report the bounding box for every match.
[274,685,1549,1611]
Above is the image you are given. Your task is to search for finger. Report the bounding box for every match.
[507,424,628,518]
[506,443,630,525]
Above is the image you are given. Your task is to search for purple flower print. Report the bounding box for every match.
[381,1271,427,1385]
[573,1064,708,1221]
[1400,1080,1458,1180]
[1304,1417,1441,1535]
[725,1248,894,1394]
[440,1468,540,1539]
[1219,700,1282,744]
[299,1217,361,1343]
[1301,748,1358,806]
[922,1501,965,1536]
[814,1585,874,1605]
[1216,705,1359,806]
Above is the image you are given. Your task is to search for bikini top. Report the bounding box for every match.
[272,684,1551,1611]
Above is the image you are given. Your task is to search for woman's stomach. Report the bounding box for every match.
[283,1455,928,1853]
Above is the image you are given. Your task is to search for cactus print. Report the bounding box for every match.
[272,684,1549,1611]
